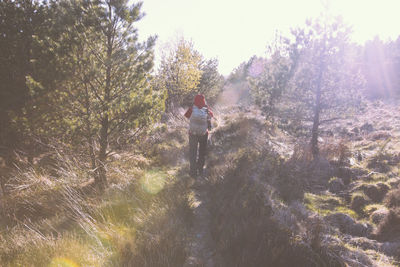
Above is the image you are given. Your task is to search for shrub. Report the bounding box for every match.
[376,208,400,241]
[320,140,351,165]
[384,185,400,208]
[351,192,371,213]
[209,166,344,267]
[357,183,390,203]
[370,208,389,225]
[370,131,391,141]
[328,177,345,193]
[276,162,305,202]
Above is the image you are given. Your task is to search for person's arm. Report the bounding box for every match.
[184,107,192,119]
[207,106,214,118]
[207,106,213,130]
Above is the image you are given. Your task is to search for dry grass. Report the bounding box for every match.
[2,101,400,266]
[206,147,347,267]
[320,139,352,165]
[0,112,195,266]
[0,152,191,267]
[205,115,349,267]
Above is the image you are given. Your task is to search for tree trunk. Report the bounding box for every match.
[83,83,97,172]
[310,36,326,160]
[311,92,321,158]
[88,138,96,171]
[96,117,108,191]
[94,6,113,190]
[311,60,325,159]
[0,174,5,198]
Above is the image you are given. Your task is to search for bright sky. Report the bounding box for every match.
[135,0,400,76]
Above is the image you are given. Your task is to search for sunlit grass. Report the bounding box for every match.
[0,163,183,266]
[2,232,105,267]
[304,193,358,219]
[139,168,170,195]
[49,257,79,267]
[363,203,386,215]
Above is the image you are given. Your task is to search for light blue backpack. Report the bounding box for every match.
[189,106,208,135]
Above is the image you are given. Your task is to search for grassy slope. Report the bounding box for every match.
[1,101,400,266]
[0,116,193,266]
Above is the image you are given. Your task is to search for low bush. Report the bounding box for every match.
[351,192,371,214]
[384,185,400,208]
[208,167,345,267]
[367,151,400,173]
[376,208,400,241]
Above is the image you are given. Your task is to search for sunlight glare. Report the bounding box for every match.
[136,0,400,75]
[140,169,167,195]
[49,257,79,267]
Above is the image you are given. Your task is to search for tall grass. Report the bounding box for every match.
[0,152,191,266]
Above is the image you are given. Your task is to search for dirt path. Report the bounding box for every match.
[184,180,216,267]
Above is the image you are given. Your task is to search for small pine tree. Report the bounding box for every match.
[289,17,364,158]
[56,0,164,189]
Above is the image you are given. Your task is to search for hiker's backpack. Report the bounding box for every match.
[189,106,208,135]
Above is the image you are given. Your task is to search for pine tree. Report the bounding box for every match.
[250,33,298,121]
[197,58,224,105]
[58,0,164,189]
[290,17,364,158]
[252,17,364,158]
[0,0,69,162]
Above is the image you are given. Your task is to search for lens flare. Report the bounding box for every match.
[49,257,79,267]
[140,169,167,194]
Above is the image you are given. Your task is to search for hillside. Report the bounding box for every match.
[2,1,400,266]
[1,99,400,266]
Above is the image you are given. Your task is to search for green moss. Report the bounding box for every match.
[367,173,389,183]
[335,206,359,218]
[304,193,358,219]
[363,204,386,215]
[351,191,367,200]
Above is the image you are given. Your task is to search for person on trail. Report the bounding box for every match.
[184,94,214,177]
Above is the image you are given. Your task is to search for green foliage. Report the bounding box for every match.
[0,0,165,187]
[304,193,358,219]
[157,38,223,109]
[46,0,165,187]
[250,34,294,120]
[0,0,68,157]
[289,17,364,124]
[197,58,224,105]
[227,56,257,83]
[224,56,264,106]
[251,16,364,157]
[158,38,203,109]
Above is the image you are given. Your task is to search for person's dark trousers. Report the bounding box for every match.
[189,133,208,177]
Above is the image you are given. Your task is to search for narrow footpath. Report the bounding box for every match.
[184,179,216,267]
